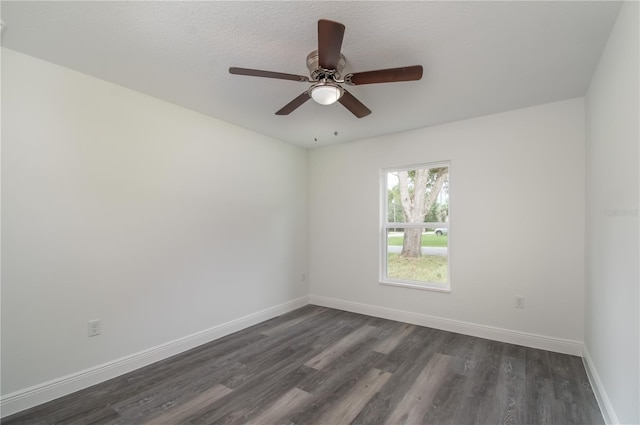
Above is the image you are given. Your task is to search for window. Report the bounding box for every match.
[381,162,450,291]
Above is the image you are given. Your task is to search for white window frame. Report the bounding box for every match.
[380,161,451,292]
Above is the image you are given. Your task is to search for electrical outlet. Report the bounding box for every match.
[514,296,525,309]
[88,319,102,337]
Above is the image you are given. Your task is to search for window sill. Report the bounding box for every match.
[379,279,451,293]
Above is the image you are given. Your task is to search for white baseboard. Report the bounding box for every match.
[309,295,583,356]
[0,295,309,418]
[582,346,619,425]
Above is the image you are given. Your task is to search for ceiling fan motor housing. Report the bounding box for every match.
[306,50,346,81]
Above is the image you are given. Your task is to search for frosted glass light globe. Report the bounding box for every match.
[310,83,343,105]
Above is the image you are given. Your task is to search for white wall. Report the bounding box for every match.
[308,98,586,349]
[584,1,639,424]
[1,48,308,401]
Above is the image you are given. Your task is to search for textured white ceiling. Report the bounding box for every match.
[1,1,621,147]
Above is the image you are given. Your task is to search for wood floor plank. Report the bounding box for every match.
[245,387,312,425]
[221,312,360,391]
[188,349,317,424]
[298,350,386,397]
[304,324,377,370]
[231,308,352,366]
[548,351,604,425]
[449,339,506,425]
[110,357,245,424]
[522,347,555,424]
[292,350,386,423]
[260,306,325,336]
[385,353,453,425]
[420,367,468,425]
[567,355,604,424]
[377,326,445,374]
[314,368,392,425]
[480,347,526,425]
[50,406,120,425]
[372,322,416,354]
[199,368,312,425]
[141,384,232,425]
[350,327,451,425]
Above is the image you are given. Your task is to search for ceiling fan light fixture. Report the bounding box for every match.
[310,82,343,105]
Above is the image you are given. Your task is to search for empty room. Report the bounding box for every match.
[1,1,638,424]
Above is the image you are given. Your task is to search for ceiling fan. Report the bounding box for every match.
[229,19,423,118]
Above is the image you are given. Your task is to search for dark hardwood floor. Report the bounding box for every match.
[2,306,604,425]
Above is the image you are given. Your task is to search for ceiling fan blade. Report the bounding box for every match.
[275,92,311,115]
[338,90,371,118]
[345,65,423,85]
[229,67,310,82]
[318,19,345,69]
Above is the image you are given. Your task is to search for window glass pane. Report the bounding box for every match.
[383,163,449,288]
[386,228,448,284]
